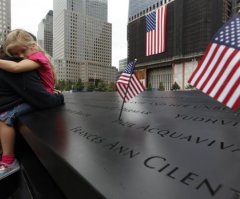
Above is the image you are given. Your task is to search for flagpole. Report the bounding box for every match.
[118,59,137,120]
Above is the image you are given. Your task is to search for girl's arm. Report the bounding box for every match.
[0,59,40,73]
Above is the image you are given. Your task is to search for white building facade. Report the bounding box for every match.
[53,0,116,83]
[119,58,127,72]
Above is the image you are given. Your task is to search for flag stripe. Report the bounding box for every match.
[149,32,152,55]
[206,50,239,95]
[124,83,131,101]
[202,47,235,93]
[158,8,162,53]
[133,74,145,91]
[129,80,139,95]
[231,94,240,110]
[130,76,141,96]
[197,45,225,89]
[154,30,155,54]
[132,75,141,93]
[155,30,158,54]
[216,66,240,102]
[116,83,125,99]
[188,44,214,83]
[194,44,221,87]
[129,82,137,96]
[117,84,125,97]
[162,5,167,52]
[146,33,149,56]
[123,84,131,102]
[156,9,159,53]
[222,76,240,106]
[190,44,217,86]
[128,82,135,97]
[129,85,137,100]
[209,52,240,98]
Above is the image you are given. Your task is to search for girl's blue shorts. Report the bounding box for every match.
[0,103,32,126]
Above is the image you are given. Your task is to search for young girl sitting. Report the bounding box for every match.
[0,29,56,178]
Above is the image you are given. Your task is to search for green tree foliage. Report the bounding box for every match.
[147,83,152,91]
[171,82,181,90]
[185,84,195,90]
[73,79,84,91]
[56,80,81,91]
[65,80,73,91]
[56,79,117,92]
[55,80,65,91]
[106,82,116,92]
[95,81,107,92]
[86,82,95,91]
[158,82,165,91]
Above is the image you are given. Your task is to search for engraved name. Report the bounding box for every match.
[112,120,240,153]
[175,114,239,127]
[70,126,141,159]
[144,155,239,198]
[129,101,240,115]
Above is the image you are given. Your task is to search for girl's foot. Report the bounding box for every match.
[0,160,20,180]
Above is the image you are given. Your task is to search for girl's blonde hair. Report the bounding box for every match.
[3,29,57,83]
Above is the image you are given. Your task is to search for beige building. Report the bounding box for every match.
[53,0,117,83]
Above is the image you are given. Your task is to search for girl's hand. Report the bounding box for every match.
[54,89,62,94]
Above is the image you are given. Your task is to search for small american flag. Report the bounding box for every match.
[188,15,240,110]
[116,61,145,102]
[146,5,167,56]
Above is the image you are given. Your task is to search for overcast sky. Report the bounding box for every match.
[11,0,129,68]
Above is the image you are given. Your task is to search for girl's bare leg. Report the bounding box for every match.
[0,121,15,156]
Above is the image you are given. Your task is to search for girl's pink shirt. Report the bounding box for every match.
[27,52,54,93]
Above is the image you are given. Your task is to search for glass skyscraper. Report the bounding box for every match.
[37,10,53,56]
[128,0,173,22]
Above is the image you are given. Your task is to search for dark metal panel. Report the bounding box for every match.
[17,92,240,199]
